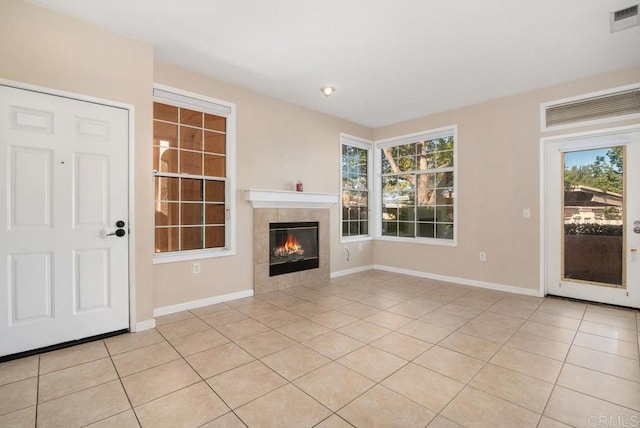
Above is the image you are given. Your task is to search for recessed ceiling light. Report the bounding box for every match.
[321,86,336,97]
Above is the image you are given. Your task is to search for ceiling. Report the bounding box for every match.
[28,0,640,127]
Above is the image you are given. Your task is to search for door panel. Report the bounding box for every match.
[74,154,109,227]
[74,249,109,312]
[0,85,129,357]
[10,147,53,228]
[545,129,640,308]
[9,253,53,322]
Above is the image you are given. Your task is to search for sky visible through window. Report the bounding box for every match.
[564,148,608,168]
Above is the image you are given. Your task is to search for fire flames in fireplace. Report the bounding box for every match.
[269,221,319,276]
[273,234,305,258]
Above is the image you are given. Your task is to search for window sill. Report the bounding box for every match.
[340,236,373,244]
[153,248,236,264]
[375,236,457,247]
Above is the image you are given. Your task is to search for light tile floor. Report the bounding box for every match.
[1,270,639,427]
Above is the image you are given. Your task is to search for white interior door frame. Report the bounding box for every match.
[0,78,139,332]
[539,123,640,298]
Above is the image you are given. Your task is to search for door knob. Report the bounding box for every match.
[106,229,126,237]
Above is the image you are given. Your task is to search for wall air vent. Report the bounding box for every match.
[542,84,640,131]
[610,4,639,32]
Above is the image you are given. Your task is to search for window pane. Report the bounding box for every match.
[154,122,178,148]
[204,154,226,177]
[417,222,435,238]
[205,226,225,248]
[361,221,368,235]
[181,179,203,202]
[153,147,178,173]
[436,172,454,187]
[205,204,225,224]
[383,207,398,221]
[382,221,397,236]
[417,188,437,206]
[181,226,203,250]
[155,202,179,226]
[436,188,454,205]
[342,221,349,235]
[155,227,179,253]
[180,150,202,175]
[359,207,368,220]
[417,206,435,222]
[349,221,359,235]
[381,153,393,174]
[436,223,454,240]
[180,126,202,151]
[436,151,454,167]
[415,151,435,170]
[153,102,178,122]
[180,108,202,127]
[398,207,415,221]
[398,222,415,237]
[343,190,368,207]
[205,180,225,202]
[205,131,225,154]
[347,207,358,221]
[181,203,203,226]
[204,114,226,132]
[382,175,415,206]
[436,206,454,222]
[155,177,179,201]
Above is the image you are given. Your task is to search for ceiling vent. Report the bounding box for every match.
[543,85,640,130]
[610,4,639,32]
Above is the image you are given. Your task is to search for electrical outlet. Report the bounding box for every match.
[192,262,201,274]
[479,252,486,262]
[523,208,531,219]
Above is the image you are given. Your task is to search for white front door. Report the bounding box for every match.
[0,85,130,357]
[544,127,640,308]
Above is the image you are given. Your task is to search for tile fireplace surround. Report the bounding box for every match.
[246,190,338,294]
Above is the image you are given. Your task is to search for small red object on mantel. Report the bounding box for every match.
[296,180,303,192]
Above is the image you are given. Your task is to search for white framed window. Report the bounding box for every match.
[340,134,373,242]
[375,125,457,246]
[152,84,236,263]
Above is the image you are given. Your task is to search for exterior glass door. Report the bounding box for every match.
[545,128,639,308]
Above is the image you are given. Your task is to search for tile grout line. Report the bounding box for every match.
[537,303,586,427]
[34,354,40,427]
[105,339,143,428]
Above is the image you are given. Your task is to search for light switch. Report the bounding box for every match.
[523,208,531,219]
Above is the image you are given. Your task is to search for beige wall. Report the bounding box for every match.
[153,62,372,308]
[0,0,156,322]
[373,66,640,292]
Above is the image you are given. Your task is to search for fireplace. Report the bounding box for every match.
[269,221,319,276]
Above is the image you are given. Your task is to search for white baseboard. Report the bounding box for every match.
[134,319,157,332]
[153,289,255,317]
[331,265,375,278]
[373,264,543,297]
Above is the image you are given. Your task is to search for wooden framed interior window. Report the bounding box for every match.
[152,86,235,260]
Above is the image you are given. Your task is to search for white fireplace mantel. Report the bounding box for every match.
[245,189,339,209]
